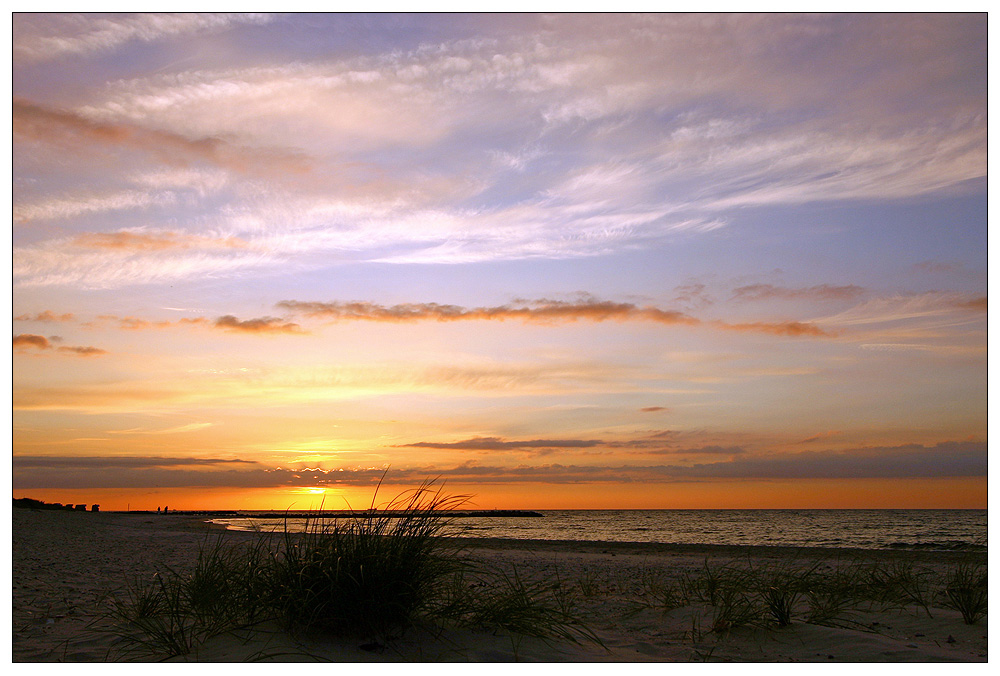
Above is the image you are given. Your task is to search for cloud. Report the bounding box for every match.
[913,260,961,274]
[797,430,842,444]
[14,242,273,289]
[731,284,865,302]
[400,437,603,451]
[956,296,987,312]
[277,298,699,326]
[14,455,254,469]
[14,311,75,322]
[13,190,177,224]
[673,283,714,309]
[13,440,985,490]
[91,315,209,331]
[72,230,249,252]
[13,13,276,62]
[639,406,668,413]
[671,441,988,480]
[818,292,987,327]
[9,14,979,276]
[13,97,312,177]
[278,297,828,337]
[57,346,108,357]
[715,321,830,338]
[13,334,106,356]
[644,445,747,456]
[214,315,304,334]
[13,334,52,350]
[859,343,937,352]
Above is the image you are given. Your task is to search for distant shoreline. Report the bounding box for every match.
[115,511,989,558]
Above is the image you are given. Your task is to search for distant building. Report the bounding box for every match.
[74,504,86,511]
[90,504,100,512]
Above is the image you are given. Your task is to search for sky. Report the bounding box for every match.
[11,13,988,511]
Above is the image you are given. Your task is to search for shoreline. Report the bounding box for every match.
[13,509,988,662]
[103,510,990,560]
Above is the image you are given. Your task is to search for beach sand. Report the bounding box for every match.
[11,508,987,662]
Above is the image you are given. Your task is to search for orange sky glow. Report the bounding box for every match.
[12,13,987,511]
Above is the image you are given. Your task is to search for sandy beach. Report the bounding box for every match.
[12,508,987,662]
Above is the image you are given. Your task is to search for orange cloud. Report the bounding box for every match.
[716,320,830,337]
[14,311,75,322]
[277,298,831,337]
[57,346,107,357]
[72,231,249,252]
[214,315,304,334]
[13,334,51,350]
[13,97,311,176]
[92,315,210,331]
[401,437,604,451]
[13,333,105,356]
[956,296,987,312]
[277,299,701,326]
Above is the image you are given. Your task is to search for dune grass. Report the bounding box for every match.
[942,562,988,625]
[566,554,987,637]
[104,480,602,660]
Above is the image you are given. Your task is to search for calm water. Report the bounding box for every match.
[213,509,986,551]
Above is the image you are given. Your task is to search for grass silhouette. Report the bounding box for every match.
[104,479,602,660]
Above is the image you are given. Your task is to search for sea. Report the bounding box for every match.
[211,509,987,552]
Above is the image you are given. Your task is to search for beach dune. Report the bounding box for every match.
[12,508,987,662]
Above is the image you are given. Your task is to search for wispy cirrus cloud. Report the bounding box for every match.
[818,292,987,327]
[13,189,178,224]
[14,239,272,288]
[72,230,249,252]
[13,97,312,177]
[13,13,277,62]
[732,284,865,302]
[10,14,978,276]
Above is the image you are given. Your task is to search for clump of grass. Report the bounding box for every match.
[709,585,761,633]
[430,564,602,647]
[941,562,987,624]
[270,480,468,637]
[752,561,821,627]
[105,535,278,660]
[676,560,763,632]
[104,479,602,659]
[859,560,934,617]
[803,565,864,627]
[622,564,687,616]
